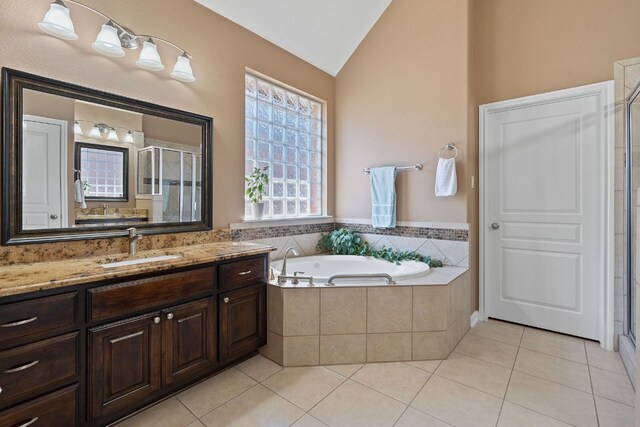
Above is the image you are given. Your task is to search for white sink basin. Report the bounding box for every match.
[100,254,183,269]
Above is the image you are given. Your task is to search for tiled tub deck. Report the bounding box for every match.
[261,269,471,366]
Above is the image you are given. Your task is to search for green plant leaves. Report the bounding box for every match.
[245,165,270,203]
[316,228,442,267]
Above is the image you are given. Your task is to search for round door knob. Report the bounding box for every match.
[491,223,500,230]
[50,214,58,220]
[153,317,160,324]
[223,297,230,304]
[167,313,174,320]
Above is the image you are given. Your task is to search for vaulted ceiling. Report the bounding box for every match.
[194,0,393,76]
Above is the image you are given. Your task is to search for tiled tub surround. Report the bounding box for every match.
[261,270,471,366]
[235,219,470,268]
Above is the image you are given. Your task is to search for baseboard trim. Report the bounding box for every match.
[470,311,479,328]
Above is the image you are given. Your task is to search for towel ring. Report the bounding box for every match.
[438,143,458,159]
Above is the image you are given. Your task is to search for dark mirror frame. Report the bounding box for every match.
[2,68,213,245]
[75,141,130,202]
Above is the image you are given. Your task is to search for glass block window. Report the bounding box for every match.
[245,73,324,218]
[76,143,128,200]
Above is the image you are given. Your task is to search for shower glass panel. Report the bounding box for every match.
[626,83,640,341]
[137,146,201,223]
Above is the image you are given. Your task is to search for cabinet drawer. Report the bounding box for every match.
[0,385,77,427]
[0,332,78,406]
[219,257,267,291]
[88,267,215,322]
[0,293,77,345]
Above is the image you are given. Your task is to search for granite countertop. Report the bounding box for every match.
[0,242,274,298]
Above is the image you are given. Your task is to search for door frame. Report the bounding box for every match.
[23,114,69,228]
[479,81,615,349]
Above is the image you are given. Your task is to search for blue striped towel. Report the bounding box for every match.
[370,166,397,229]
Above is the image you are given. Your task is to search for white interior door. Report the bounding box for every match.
[480,82,614,342]
[22,116,66,230]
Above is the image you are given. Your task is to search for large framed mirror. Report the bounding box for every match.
[2,68,213,245]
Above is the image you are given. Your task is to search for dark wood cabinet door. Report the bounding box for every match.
[219,285,266,361]
[163,298,216,386]
[88,313,161,420]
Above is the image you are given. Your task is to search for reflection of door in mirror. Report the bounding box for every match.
[22,115,68,230]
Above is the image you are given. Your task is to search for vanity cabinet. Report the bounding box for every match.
[0,253,269,426]
[220,285,267,361]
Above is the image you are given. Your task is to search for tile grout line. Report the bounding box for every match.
[586,341,601,427]
[494,322,524,426]
[405,374,456,427]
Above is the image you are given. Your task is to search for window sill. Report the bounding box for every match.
[230,216,333,230]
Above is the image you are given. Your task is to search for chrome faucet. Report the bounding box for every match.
[102,203,108,215]
[281,247,300,276]
[127,227,143,256]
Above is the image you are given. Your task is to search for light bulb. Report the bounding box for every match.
[123,131,135,143]
[74,121,83,135]
[170,53,195,83]
[38,1,78,41]
[92,22,125,57]
[107,128,119,141]
[89,125,101,138]
[136,38,164,71]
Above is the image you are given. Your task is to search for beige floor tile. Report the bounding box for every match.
[394,407,451,427]
[435,352,512,398]
[585,342,628,374]
[324,363,363,377]
[177,368,257,417]
[262,366,344,411]
[497,402,571,427]
[186,422,206,427]
[411,375,502,427]
[514,348,591,393]
[412,331,449,360]
[595,396,635,427]
[283,335,320,366]
[236,354,283,382]
[505,371,597,426]
[200,384,304,427]
[454,334,518,368]
[310,379,406,427]
[117,397,196,427]
[351,362,431,404]
[589,366,635,406]
[520,328,587,364]
[469,319,524,346]
[405,360,443,373]
[292,414,328,427]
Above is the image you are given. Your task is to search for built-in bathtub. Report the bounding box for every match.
[271,255,431,286]
[261,254,471,366]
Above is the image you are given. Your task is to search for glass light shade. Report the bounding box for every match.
[89,125,101,138]
[136,39,164,71]
[123,131,135,143]
[107,128,119,141]
[38,2,78,41]
[73,121,83,135]
[92,23,125,57]
[170,55,195,83]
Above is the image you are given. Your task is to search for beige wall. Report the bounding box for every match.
[334,0,470,224]
[142,115,202,148]
[0,0,334,229]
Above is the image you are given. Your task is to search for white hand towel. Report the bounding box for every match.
[74,179,87,208]
[435,157,457,197]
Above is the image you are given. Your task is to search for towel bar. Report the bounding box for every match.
[363,163,423,174]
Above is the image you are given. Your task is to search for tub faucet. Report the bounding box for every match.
[281,247,300,276]
[127,227,143,256]
[102,203,108,215]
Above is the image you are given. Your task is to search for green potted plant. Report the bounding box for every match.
[245,165,269,219]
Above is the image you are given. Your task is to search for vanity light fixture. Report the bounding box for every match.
[38,0,195,83]
[123,131,135,143]
[136,38,164,71]
[89,124,102,138]
[74,120,83,135]
[107,128,119,141]
[92,21,125,57]
[37,0,78,41]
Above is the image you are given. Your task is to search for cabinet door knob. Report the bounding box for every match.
[167,313,174,320]
[223,297,230,304]
[153,317,161,324]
